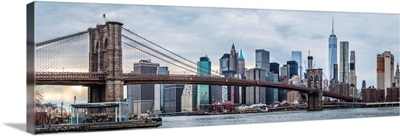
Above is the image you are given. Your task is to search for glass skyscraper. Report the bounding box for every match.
[269,62,280,76]
[329,18,337,81]
[287,60,298,79]
[197,56,211,108]
[219,53,230,74]
[255,49,270,73]
[266,73,279,105]
[291,51,302,79]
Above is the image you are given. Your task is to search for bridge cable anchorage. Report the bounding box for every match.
[122,42,197,73]
[122,35,201,74]
[121,28,219,75]
[36,30,89,47]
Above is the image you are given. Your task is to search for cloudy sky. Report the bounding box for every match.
[34,2,399,107]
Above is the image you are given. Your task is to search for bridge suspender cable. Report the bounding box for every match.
[122,42,198,74]
[122,35,201,74]
[122,27,219,75]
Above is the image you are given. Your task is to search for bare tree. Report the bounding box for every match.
[35,87,44,111]
[43,102,58,124]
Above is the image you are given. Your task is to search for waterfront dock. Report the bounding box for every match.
[35,120,162,134]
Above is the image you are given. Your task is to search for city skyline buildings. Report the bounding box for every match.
[255,49,270,73]
[376,51,395,99]
[127,60,160,114]
[155,66,169,112]
[328,18,338,82]
[291,51,302,80]
[229,44,238,74]
[395,63,400,87]
[349,51,357,96]
[34,3,400,107]
[339,41,349,84]
[197,56,211,107]
[287,60,299,79]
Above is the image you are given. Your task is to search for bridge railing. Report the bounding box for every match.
[36,72,106,80]
[122,73,248,82]
[122,73,315,91]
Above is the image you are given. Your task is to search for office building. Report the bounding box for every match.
[127,60,159,114]
[287,60,298,79]
[349,51,357,96]
[395,63,400,87]
[163,84,184,113]
[245,68,266,105]
[287,91,301,104]
[280,64,289,82]
[181,84,197,112]
[197,56,211,107]
[270,62,280,76]
[210,85,223,103]
[266,73,279,104]
[255,49,270,72]
[229,44,238,73]
[330,64,339,88]
[292,51,302,80]
[339,41,349,83]
[237,49,246,77]
[219,53,230,75]
[377,51,394,99]
[329,18,338,81]
[154,66,169,112]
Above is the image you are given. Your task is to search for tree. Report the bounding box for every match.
[42,102,58,124]
[35,87,44,111]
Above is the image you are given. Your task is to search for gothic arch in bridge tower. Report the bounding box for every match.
[306,69,323,111]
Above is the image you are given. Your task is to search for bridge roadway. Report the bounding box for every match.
[35,72,357,101]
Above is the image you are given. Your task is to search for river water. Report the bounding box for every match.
[159,107,399,128]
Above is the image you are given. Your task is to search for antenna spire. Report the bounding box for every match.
[332,18,334,35]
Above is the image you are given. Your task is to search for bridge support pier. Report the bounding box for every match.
[307,92,323,111]
[105,80,124,102]
[88,85,106,102]
[306,69,323,111]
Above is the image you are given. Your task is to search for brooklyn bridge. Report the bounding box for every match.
[34,21,360,111]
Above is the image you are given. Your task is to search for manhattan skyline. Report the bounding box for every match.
[34,2,400,107]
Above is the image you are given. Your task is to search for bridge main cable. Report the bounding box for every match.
[122,27,219,75]
[122,42,198,73]
[36,30,89,47]
[122,35,199,73]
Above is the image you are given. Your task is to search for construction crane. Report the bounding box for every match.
[196,92,208,114]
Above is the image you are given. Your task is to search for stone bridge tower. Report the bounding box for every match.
[306,68,323,111]
[88,21,124,102]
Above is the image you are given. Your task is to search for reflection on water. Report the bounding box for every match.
[159,107,400,128]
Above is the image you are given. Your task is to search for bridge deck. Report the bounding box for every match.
[35,72,358,101]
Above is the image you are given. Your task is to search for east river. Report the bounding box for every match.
[159,107,399,128]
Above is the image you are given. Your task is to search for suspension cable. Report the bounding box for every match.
[123,42,197,74]
[122,28,219,75]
